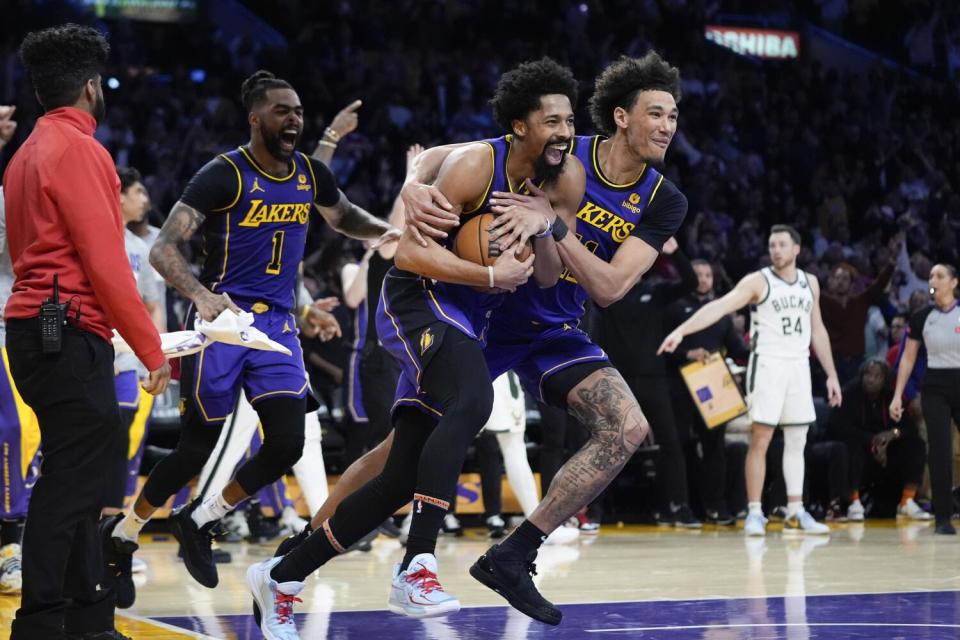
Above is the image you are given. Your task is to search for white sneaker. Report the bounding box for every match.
[440,514,463,536]
[246,556,304,640]
[847,500,865,522]
[131,557,148,574]
[223,509,251,540]
[744,512,767,537]
[279,506,309,536]
[387,553,460,618]
[897,498,933,521]
[784,510,830,535]
[544,526,580,545]
[0,543,22,594]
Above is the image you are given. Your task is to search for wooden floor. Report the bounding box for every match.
[2,519,959,638]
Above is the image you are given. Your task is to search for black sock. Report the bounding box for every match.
[0,519,24,547]
[271,520,340,584]
[501,520,547,556]
[401,494,449,570]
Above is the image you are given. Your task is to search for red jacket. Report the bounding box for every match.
[2,107,164,371]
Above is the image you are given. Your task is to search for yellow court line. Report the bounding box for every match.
[117,613,222,639]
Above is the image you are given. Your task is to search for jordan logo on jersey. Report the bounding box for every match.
[249,177,265,193]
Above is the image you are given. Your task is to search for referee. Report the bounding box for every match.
[4,25,170,639]
[890,263,960,535]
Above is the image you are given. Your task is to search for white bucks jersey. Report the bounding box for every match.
[750,267,814,359]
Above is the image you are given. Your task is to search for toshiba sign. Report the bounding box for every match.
[705,26,800,59]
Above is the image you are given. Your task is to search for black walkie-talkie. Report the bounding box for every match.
[40,274,69,354]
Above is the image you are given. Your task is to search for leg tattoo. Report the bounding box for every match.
[529,368,648,532]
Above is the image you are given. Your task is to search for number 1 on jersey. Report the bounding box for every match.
[266,230,284,275]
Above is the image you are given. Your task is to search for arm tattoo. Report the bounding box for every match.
[322,195,392,240]
[530,368,648,530]
[150,202,208,300]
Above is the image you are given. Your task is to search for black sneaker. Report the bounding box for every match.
[935,518,957,535]
[469,544,562,626]
[246,501,281,542]
[705,509,735,526]
[671,504,702,529]
[99,514,138,609]
[169,500,219,588]
[66,630,132,639]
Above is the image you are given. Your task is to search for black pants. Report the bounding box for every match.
[806,441,850,506]
[626,376,689,510]
[673,389,729,513]
[921,370,960,520]
[7,319,119,638]
[849,435,925,494]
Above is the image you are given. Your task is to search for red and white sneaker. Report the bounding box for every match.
[246,557,303,640]
[576,512,600,535]
[387,553,460,618]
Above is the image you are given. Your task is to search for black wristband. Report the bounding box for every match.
[551,217,569,242]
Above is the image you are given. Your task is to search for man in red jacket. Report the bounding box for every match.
[3,24,170,640]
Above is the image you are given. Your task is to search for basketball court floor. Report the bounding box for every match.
[3,519,957,639]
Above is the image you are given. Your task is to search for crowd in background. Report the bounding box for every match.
[1,0,959,527]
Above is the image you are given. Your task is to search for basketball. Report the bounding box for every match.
[452,212,533,267]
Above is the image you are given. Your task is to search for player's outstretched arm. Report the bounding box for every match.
[658,272,764,354]
[315,191,397,243]
[150,200,240,321]
[312,99,362,167]
[809,275,842,407]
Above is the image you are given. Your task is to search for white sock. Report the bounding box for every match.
[115,511,149,544]
[748,502,763,517]
[497,431,539,517]
[786,501,803,518]
[192,492,235,528]
[782,426,808,498]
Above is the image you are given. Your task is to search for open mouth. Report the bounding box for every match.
[279,128,299,151]
[543,141,569,165]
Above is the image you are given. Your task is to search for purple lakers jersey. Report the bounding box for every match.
[416,135,518,337]
[199,147,316,311]
[495,134,664,327]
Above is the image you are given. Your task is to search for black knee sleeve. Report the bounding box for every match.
[235,397,306,496]
[142,412,222,506]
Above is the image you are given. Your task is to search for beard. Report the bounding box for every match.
[533,147,567,187]
[92,89,106,124]
[259,122,297,162]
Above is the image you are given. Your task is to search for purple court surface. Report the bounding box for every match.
[158,589,960,639]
